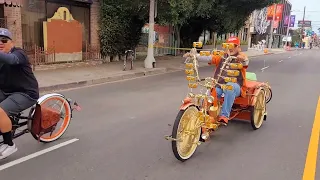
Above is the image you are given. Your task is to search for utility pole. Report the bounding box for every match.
[144,0,156,68]
[268,3,277,49]
[300,6,306,46]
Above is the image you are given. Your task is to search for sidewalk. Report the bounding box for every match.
[35,49,286,92]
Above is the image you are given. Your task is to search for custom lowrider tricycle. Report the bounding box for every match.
[165,42,272,162]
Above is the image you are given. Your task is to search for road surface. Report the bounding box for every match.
[0,49,319,180]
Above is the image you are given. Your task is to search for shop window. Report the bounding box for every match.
[21,0,46,48]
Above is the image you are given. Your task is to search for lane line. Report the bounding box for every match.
[261,66,269,71]
[0,138,79,171]
[302,97,320,180]
[279,60,283,62]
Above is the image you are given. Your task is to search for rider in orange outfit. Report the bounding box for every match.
[184,37,249,124]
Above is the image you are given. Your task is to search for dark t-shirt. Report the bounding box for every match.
[0,47,39,99]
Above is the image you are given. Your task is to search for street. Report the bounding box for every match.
[0,49,320,180]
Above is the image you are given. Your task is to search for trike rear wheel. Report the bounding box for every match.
[250,90,266,130]
[31,94,72,143]
[171,106,201,162]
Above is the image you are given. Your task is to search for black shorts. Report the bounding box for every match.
[0,91,37,115]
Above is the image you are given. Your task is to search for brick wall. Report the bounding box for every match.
[4,5,22,47]
[90,0,99,47]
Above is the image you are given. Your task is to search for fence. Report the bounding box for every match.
[137,32,176,57]
[23,42,102,70]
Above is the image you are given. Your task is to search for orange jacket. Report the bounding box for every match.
[209,52,248,97]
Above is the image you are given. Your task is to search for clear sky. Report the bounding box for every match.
[289,0,320,32]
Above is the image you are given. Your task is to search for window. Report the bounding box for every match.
[21,0,46,47]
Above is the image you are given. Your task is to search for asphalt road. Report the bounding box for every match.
[0,49,319,180]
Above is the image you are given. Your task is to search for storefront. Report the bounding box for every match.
[21,0,98,50]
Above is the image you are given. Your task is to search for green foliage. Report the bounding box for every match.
[99,0,279,54]
[99,0,148,56]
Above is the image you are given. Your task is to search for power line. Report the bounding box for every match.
[292,10,320,13]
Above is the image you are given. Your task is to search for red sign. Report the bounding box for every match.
[275,4,284,20]
[267,4,284,21]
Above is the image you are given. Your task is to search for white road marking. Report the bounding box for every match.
[279,60,283,62]
[0,138,79,171]
[261,66,269,71]
[288,56,291,59]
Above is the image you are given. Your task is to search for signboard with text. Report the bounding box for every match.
[298,20,312,27]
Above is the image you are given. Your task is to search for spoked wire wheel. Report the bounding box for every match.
[32,95,72,143]
[264,86,272,103]
[171,106,201,162]
[250,90,266,130]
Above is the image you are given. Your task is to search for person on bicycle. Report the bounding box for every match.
[0,28,39,159]
[184,37,249,125]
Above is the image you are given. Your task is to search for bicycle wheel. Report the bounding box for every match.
[32,94,72,143]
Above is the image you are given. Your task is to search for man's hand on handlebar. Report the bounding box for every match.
[236,54,246,62]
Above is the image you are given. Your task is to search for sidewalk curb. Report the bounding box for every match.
[39,68,168,92]
[39,51,286,92]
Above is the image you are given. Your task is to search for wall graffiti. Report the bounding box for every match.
[253,8,270,35]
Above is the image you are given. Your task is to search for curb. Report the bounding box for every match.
[39,68,169,92]
[39,51,286,92]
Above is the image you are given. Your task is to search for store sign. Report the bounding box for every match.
[298,20,312,27]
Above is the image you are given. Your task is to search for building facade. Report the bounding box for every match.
[248,0,292,48]
[0,0,99,54]
[0,0,23,47]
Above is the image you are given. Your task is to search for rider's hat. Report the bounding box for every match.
[227,37,240,46]
[0,28,12,40]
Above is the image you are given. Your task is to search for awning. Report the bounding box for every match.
[0,0,22,7]
[73,0,93,4]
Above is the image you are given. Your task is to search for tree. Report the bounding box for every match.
[156,0,196,48]
[99,0,148,59]
[99,0,280,56]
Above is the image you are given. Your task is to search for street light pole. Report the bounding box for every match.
[268,3,277,49]
[144,0,156,68]
[285,11,292,48]
[300,6,306,47]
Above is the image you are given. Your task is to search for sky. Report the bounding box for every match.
[289,0,320,32]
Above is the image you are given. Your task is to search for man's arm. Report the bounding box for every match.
[197,54,220,66]
[0,51,28,65]
[183,53,220,65]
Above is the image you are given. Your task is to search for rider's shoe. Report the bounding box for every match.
[218,116,229,125]
[0,144,17,160]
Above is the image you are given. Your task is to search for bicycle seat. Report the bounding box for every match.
[246,72,257,81]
